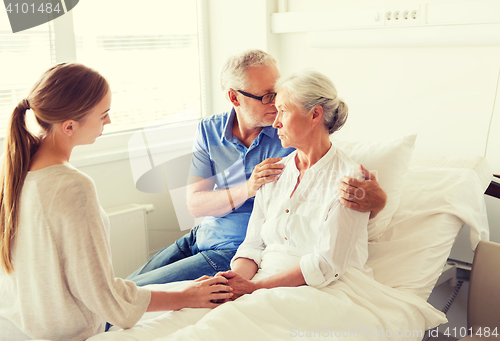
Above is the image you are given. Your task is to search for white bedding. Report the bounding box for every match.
[88,268,445,341]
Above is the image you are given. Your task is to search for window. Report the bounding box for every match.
[0,11,55,137]
[72,0,202,134]
[0,0,203,139]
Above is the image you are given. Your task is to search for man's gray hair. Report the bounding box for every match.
[275,69,348,134]
[220,49,278,99]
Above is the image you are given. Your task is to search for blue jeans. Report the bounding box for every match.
[126,225,236,286]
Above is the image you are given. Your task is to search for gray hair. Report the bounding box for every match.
[220,49,278,99]
[275,69,348,134]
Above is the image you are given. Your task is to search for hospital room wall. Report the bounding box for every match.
[75,158,186,257]
[204,0,277,115]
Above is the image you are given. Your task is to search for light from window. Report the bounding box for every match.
[0,9,55,138]
[72,0,202,134]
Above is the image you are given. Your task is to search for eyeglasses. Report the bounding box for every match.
[236,90,277,105]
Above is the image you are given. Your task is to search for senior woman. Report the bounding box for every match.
[217,69,371,298]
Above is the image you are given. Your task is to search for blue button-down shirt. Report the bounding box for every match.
[189,108,294,251]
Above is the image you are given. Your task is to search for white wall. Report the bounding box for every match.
[205,0,278,116]
[76,157,186,257]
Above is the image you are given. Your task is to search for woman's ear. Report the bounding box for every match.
[61,120,78,137]
[228,89,240,107]
[311,105,323,127]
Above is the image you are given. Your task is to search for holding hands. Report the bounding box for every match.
[182,276,234,308]
[190,272,252,305]
[147,275,234,312]
[215,271,256,300]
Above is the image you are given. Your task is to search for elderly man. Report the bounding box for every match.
[127,49,386,286]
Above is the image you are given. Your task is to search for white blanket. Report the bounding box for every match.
[88,248,446,341]
[87,151,492,341]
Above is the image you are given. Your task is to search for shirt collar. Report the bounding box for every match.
[308,143,337,173]
[289,143,337,175]
[222,108,237,143]
[261,125,277,139]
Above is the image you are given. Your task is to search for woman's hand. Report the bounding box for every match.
[216,270,258,300]
[180,276,233,308]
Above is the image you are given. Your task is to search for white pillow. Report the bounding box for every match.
[332,134,416,242]
[367,162,490,300]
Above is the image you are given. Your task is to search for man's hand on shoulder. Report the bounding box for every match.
[338,164,387,219]
[247,157,285,198]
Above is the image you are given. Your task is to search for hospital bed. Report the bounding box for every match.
[87,134,492,341]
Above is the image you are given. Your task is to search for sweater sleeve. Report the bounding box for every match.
[51,172,151,329]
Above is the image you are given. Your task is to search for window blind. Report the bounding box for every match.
[0,16,55,138]
[72,0,202,134]
[0,0,202,138]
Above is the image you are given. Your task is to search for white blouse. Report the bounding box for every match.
[233,144,371,288]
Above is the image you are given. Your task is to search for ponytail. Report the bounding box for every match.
[0,99,40,274]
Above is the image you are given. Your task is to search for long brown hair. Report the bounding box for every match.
[0,63,109,274]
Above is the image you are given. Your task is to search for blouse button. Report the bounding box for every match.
[284,237,288,240]
[335,274,338,277]
[285,209,289,213]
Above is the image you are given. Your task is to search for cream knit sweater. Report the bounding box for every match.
[0,164,151,340]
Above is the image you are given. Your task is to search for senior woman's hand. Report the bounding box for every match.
[338,164,387,219]
[215,270,257,300]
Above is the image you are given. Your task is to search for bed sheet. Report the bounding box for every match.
[88,269,445,341]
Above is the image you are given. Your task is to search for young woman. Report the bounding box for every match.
[0,63,232,341]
